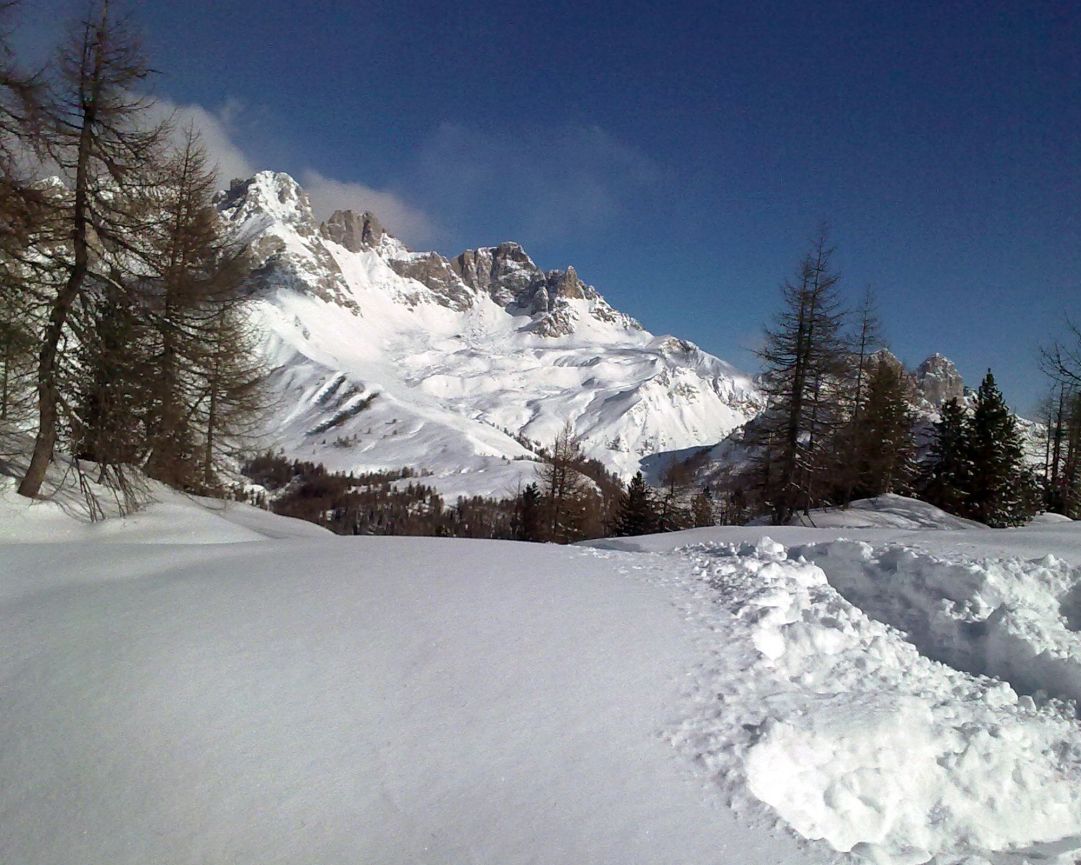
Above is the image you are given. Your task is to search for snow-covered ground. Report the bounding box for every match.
[4,485,1081,865]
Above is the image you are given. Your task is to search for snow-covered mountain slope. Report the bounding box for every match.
[218,172,760,497]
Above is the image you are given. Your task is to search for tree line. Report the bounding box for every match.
[728,230,1043,528]
[0,2,263,506]
[0,3,1062,535]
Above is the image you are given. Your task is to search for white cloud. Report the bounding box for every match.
[149,97,255,183]
[299,169,437,248]
[146,98,436,248]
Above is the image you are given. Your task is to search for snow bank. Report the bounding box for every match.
[670,538,1081,865]
[797,540,1081,706]
[789,494,986,530]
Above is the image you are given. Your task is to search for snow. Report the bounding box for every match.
[5,476,1081,865]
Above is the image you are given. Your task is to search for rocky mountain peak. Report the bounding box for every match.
[915,353,965,410]
[320,209,392,253]
[216,171,318,237]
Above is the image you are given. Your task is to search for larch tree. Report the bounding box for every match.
[749,230,848,524]
[537,422,594,543]
[834,287,883,505]
[192,299,265,492]
[0,1,46,424]
[19,1,166,497]
[140,126,253,490]
[851,356,915,498]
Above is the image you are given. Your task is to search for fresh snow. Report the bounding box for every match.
[4,484,1081,865]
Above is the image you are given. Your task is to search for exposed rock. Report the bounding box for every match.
[387,252,475,311]
[216,172,357,313]
[320,209,389,253]
[550,266,585,300]
[916,353,965,410]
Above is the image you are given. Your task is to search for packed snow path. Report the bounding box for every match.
[5,486,1081,865]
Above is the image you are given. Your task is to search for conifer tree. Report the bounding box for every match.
[513,481,544,542]
[656,460,692,531]
[141,126,253,489]
[1042,386,1081,517]
[19,1,166,497]
[852,357,916,498]
[920,397,972,516]
[194,302,265,492]
[749,230,848,523]
[965,371,1036,527]
[691,488,714,527]
[0,1,46,424]
[614,472,659,536]
[70,272,151,468]
[537,423,594,543]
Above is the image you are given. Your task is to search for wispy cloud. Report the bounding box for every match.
[150,97,255,183]
[410,122,662,244]
[145,97,437,248]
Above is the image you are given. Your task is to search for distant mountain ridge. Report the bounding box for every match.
[217,171,762,498]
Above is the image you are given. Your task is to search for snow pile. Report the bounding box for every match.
[790,494,986,530]
[798,540,1081,706]
[672,538,1081,865]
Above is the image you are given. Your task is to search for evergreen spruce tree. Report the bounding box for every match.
[514,481,544,542]
[614,472,659,536]
[920,397,972,516]
[966,371,1036,527]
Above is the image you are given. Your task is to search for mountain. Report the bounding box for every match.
[216,171,761,498]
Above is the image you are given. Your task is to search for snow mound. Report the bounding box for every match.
[672,538,1081,865]
[791,494,986,531]
[798,540,1081,706]
[0,469,327,545]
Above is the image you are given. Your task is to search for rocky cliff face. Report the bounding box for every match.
[915,353,966,411]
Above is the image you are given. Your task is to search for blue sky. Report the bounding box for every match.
[14,0,1080,411]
